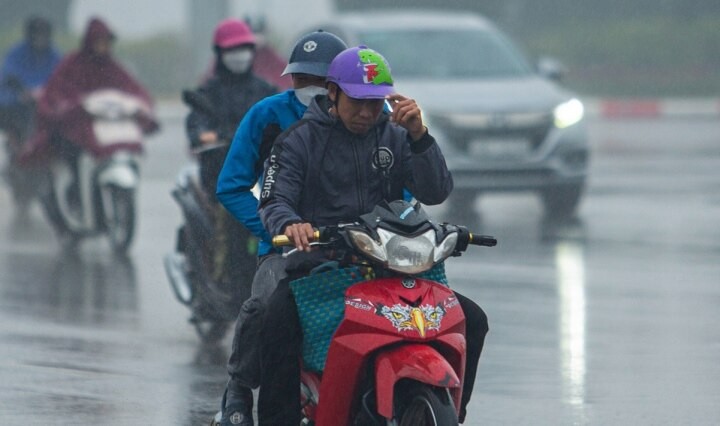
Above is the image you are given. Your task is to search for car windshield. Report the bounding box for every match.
[358,28,533,79]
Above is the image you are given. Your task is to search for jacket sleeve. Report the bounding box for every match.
[258,131,308,237]
[403,130,453,205]
[216,103,274,245]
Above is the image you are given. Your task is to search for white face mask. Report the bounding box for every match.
[222,48,254,74]
[294,86,328,106]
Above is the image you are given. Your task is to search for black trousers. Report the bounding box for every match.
[255,278,489,425]
[226,254,286,388]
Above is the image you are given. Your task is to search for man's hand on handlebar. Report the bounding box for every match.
[199,131,219,145]
[284,222,316,252]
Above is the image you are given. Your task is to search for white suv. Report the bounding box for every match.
[311,10,589,220]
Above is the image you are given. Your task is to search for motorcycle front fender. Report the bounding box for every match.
[98,160,138,189]
[374,343,461,419]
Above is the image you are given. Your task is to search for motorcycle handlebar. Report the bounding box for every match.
[468,234,497,247]
[271,227,496,250]
[272,230,321,247]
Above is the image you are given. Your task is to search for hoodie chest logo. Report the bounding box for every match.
[372,147,394,170]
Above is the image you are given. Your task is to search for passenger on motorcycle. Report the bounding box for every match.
[18,17,157,172]
[0,16,60,211]
[185,18,277,289]
[247,46,488,425]
[212,30,347,426]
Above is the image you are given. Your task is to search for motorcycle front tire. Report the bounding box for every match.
[193,319,230,344]
[39,175,79,248]
[104,185,136,253]
[391,382,458,426]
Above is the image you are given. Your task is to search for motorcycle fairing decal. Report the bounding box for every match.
[376,303,445,337]
[345,293,461,337]
[345,297,374,312]
[444,295,460,310]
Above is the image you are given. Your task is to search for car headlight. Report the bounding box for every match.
[553,98,584,129]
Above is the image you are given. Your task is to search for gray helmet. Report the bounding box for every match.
[282,30,347,77]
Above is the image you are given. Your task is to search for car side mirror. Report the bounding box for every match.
[537,56,567,82]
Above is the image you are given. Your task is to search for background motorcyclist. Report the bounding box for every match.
[0,16,60,141]
[0,16,60,212]
[212,30,347,426]
[253,46,487,424]
[19,17,157,168]
[184,18,277,298]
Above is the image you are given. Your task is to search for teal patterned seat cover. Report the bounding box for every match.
[289,263,448,372]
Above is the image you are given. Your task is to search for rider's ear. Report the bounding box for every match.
[327,82,338,103]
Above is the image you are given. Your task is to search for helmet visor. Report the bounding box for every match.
[337,81,395,100]
[281,61,330,77]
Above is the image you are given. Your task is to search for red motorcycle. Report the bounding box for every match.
[273,200,496,425]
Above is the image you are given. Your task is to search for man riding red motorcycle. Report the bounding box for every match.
[239,46,489,425]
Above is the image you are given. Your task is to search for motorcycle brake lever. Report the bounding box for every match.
[282,241,330,258]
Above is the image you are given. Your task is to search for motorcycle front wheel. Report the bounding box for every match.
[192,319,230,344]
[102,185,136,253]
[39,173,80,248]
[390,383,458,426]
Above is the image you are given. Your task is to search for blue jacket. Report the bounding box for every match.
[216,90,307,256]
[0,42,61,105]
[259,96,453,236]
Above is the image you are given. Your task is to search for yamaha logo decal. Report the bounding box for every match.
[401,277,416,288]
[230,411,244,424]
[372,147,394,170]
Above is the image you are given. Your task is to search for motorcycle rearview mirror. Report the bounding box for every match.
[181,89,217,118]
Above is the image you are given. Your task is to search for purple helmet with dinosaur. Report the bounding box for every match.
[326,45,394,99]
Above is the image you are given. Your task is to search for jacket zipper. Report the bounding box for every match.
[350,135,365,215]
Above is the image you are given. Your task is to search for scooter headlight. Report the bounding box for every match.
[348,229,387,263]
[349,227,459,275]
[378,228,436,275]
[434,231,458,263]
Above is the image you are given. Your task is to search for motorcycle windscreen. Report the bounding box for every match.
[93,119,143,146]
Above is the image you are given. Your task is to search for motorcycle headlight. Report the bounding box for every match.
[349,229,386,263]
[434,231,458,262]
[553,98,584,129]
[378,228,436,275]
[349,228,459,275]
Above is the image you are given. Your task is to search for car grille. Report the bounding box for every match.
[431,111,553,160]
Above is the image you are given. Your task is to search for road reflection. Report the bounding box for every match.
[1,249,138,324]
[545,218,588,416]
[52,253,138,323]
[186,343,229,425]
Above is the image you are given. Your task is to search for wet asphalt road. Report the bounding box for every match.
[1,109,719,425]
